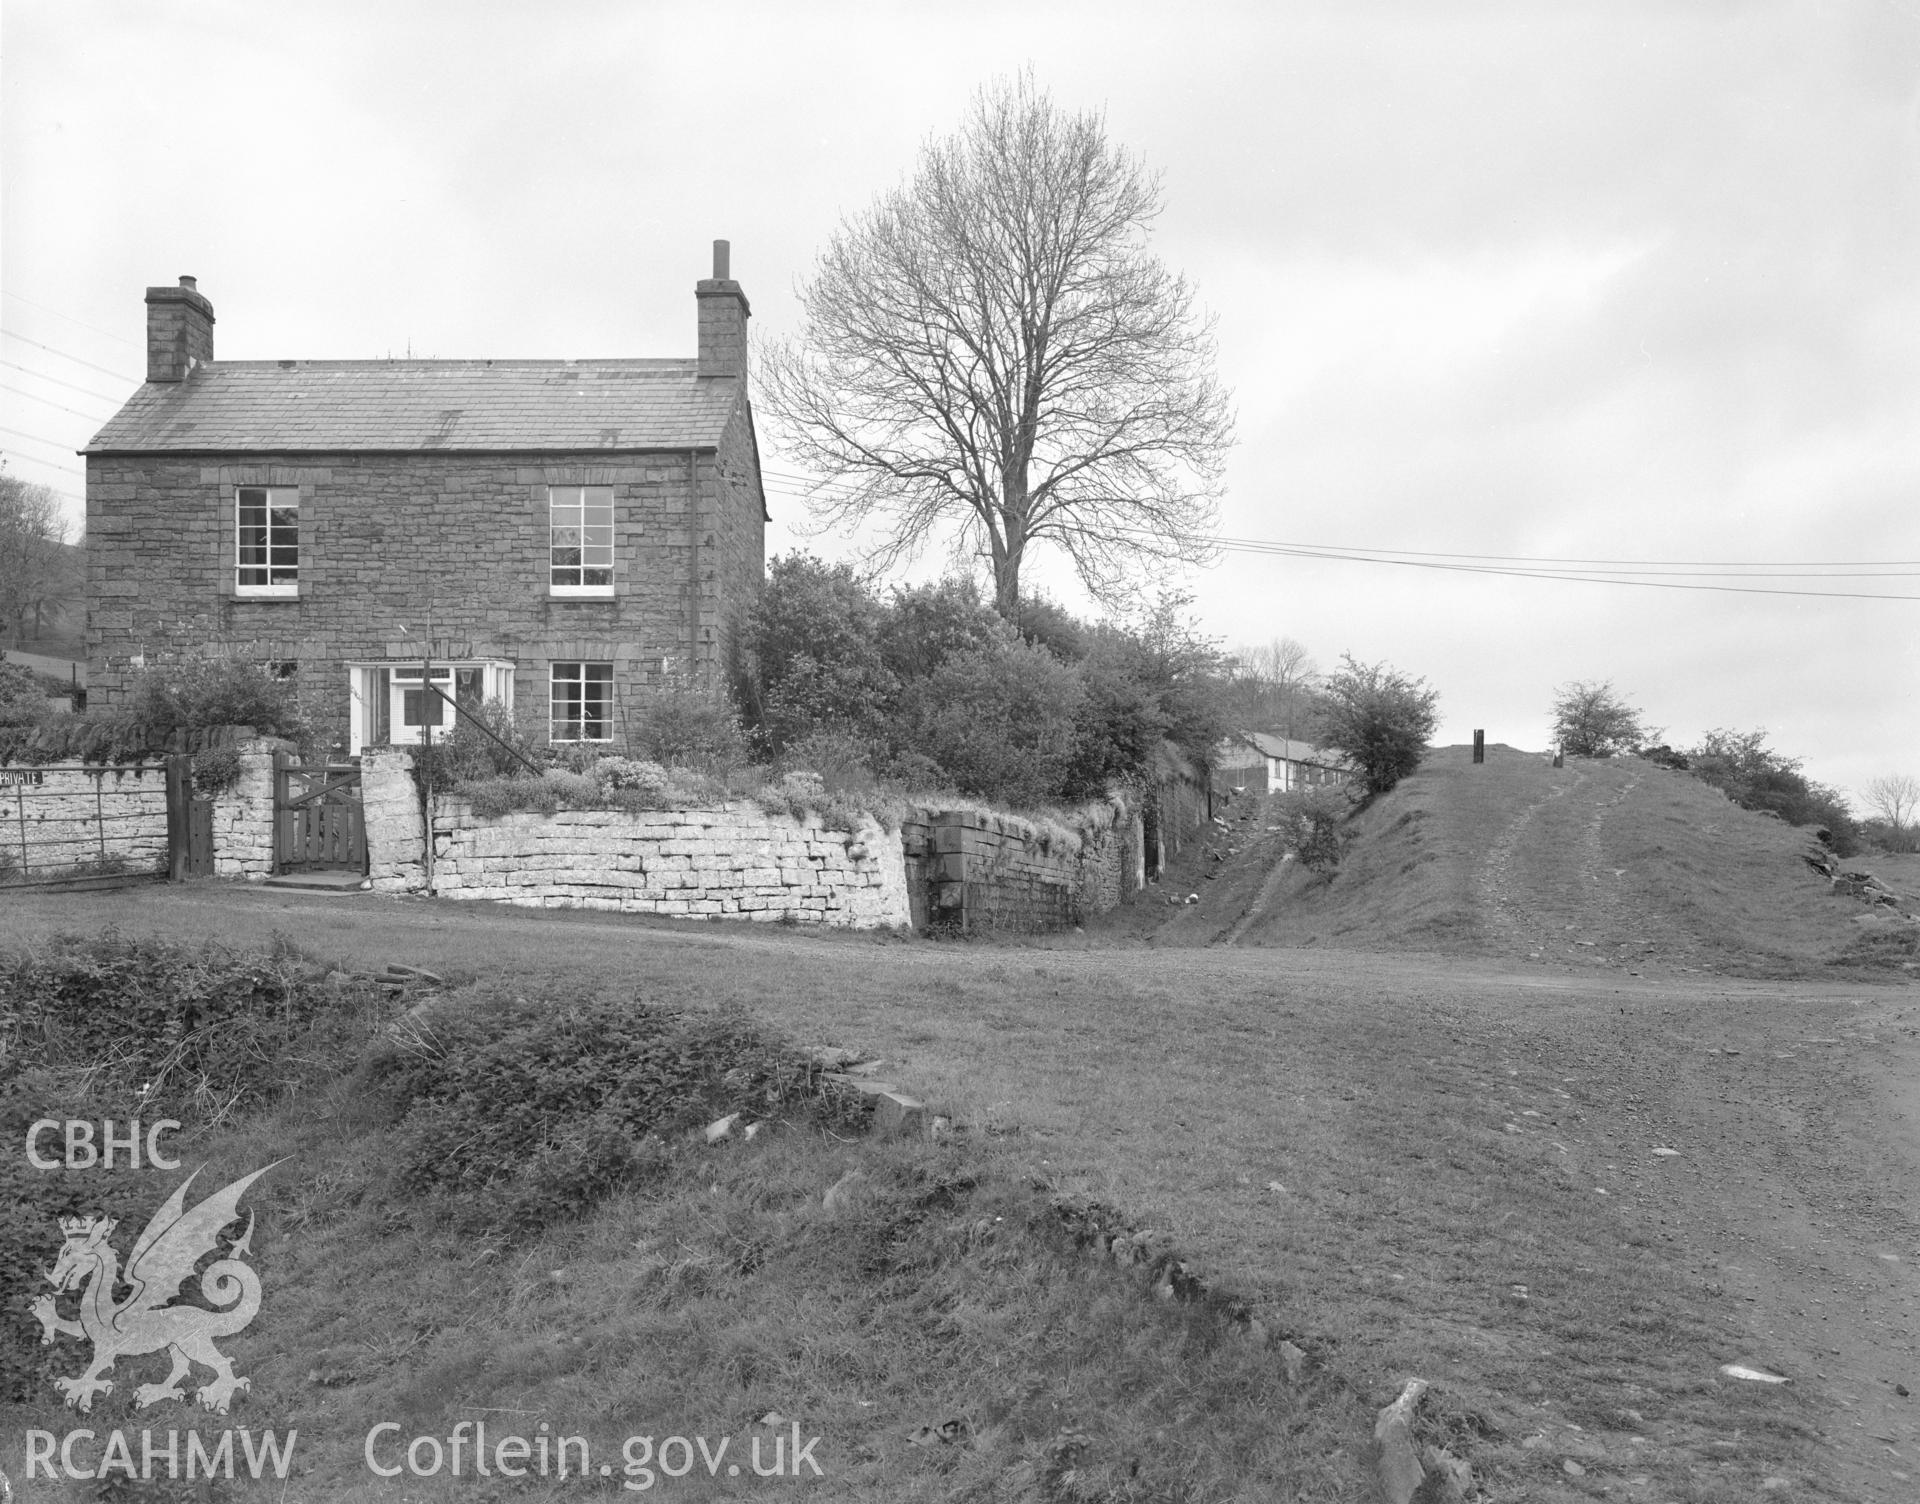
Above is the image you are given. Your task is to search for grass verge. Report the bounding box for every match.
[0,919,1865,1501]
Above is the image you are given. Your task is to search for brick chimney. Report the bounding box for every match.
[696,240,749,379]
[145,275,215,383]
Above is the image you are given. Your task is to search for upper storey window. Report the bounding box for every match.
[235,487,297,597]
[550,485,614,596]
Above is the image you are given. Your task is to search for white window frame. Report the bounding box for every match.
[235,486,299,598]
[549,661,615,743]
[347,660,514,755]
[390,664,454,746]
[549,484,615,598]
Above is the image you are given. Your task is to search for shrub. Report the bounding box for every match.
[0,931,377,1116]
[541,768,601,803]
[743,554,899,753]
[367,991,865,1235]
[1551,680,1657,758]
[779,729,881,791]
[1315,654,1440,797]
[876,575,1005,681]
[899,640,1085,808]
[595,756,671,796]
[1686,728,1861,855]
[0,660,44,705]
[0,932,384,1400]
[1270,785,1356,873]
[0,656,308,765]
[191,746,242,796]
[460,776,562,818]
[1062,660,1166,800]
[880,749,951,794]
[121,657,308,747]
[627,679,753,772]
[413,697,547,788]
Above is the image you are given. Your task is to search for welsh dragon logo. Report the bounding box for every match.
[29,1163,278,1415]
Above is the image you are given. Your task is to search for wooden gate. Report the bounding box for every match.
[274,752,367,873]
[165,754,215,879]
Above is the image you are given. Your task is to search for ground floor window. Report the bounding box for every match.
[550,662,614,742]
[347,661,514,754]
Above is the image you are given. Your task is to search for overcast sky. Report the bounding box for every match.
[4,1,1916,805]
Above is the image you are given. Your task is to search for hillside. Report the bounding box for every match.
[1113,745,1919,979]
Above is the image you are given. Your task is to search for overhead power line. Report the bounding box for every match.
[0,327,140,385]
[3,290,142,350]
[760,471,1918,574]
[757,481,1920,602]
[1164,527,1920,603]
[0,359,126,407]
[0,381,112,423]
[0,450,86,497]
[0,424,84,459]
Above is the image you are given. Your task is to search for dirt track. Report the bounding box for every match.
[1457,960,1920,1500]
[1127,755,1920,1495]
[1458,764,1920,1498]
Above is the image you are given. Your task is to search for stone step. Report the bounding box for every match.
[263,869,370,891]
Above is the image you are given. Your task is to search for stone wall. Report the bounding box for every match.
[361,749,908,927]
[0,762,169,879]
[210,740,285,881]
[900,797,1148,934]
[1147,746,1211,876]
[355,748,1200,935]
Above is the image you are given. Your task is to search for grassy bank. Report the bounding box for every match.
[0,913,1864,1501]
[1165,747,1916,977]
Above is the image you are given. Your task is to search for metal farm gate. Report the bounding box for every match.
[273,752,367,874]
[2,763,177,889]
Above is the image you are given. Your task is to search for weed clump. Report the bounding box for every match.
[0,930,386,1403]
[1270,785,1358,873]
[367,992,866,1235]
[0,929,379,1115]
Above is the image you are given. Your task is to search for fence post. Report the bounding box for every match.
[13,779,27,879]
[165,754,191,882]
[1473,730,1485,764]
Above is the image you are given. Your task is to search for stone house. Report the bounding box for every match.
[1212,731,1352,798]
[83,244,766,755]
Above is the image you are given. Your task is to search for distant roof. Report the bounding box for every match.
[83,360,744,453]
[1240,732,1346,765]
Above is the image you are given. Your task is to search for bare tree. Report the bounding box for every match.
[0,466,76,643]
[1863,773,1920,834]
[1227,636,1319,739]
[759,72,1234,615]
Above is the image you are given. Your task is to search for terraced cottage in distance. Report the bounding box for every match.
[81,243,767,755]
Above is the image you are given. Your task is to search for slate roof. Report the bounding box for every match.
[1241,732,1347,766]
[83,359,743,453]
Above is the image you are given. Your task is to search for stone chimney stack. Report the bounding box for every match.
[145,275,215,383]
[696,240,750,379]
